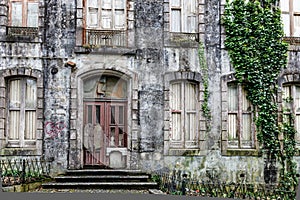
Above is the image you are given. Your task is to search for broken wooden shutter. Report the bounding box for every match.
[87,0,99,27]
[170,0,181,32]
[101,0,112,29]
[11,2,23,26]
[27,2,39,27]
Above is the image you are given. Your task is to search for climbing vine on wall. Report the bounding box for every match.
[223,0,297,199]
[198,42,211,131]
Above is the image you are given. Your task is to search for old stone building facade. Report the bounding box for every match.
[0,0,300,184]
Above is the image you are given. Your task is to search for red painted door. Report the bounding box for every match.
[83,101,127,167]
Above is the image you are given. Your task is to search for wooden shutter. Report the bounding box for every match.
[87,0,99,27]
[27,2,39,27]
[294,1,300,36]
[8,79,21,146]
[8,78,37,147]
[170,83,182,145]
[184,82,197,147]
[241,88,252,145]
[114,0,125,29]
[25,79,37,141]
[281,0,290,36]
[295,86,300,143]
[228,84,238,142]
[101,0,112,29]
[182,0,197,33]
[11,2,23,26]
[170,0,181,32]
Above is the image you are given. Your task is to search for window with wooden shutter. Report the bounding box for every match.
[227,83,255,149]
[170,81,198,149]
[86,0,126,30]
[7,77,37,147]
[87,0,99,27]
[282,84,300,146]
[9,0,39,27]
[280,0,300,37]
[170,0,198,33]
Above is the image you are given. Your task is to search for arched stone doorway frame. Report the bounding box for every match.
[69,66,138,169]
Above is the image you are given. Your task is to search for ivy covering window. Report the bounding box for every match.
[227,83,255,149]
[282,84,300,146]
[170,0,198,33]
[170,81,198,148]
[280,0,300,37]
[9,0,39,27]
[86,0,126,29]
[7,77,37,147]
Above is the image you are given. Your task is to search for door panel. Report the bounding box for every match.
[83,101,127,166]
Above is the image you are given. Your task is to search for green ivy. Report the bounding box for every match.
[223,0,297,199]
[198,42,211,131]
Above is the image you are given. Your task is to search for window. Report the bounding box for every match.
[227,83,255,149]
[282,84,300,146]
[170,0,198,33]
[7,77,37,147]
[86,0,126,30]
[170,81,198,148]
[280,0,300,37]
[8,0,39,27]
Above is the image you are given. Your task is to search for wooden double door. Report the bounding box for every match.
[83,101,127,167]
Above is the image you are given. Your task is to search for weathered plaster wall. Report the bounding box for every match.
[43,0,76,174]
[134,0,165,170]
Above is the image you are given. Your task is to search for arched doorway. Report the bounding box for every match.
[82,74,128,168]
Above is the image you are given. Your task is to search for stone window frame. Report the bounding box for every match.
[8,0,39,27]
[0,68,43,155]
[163,0,205,45]
[1,0,44,41]
[163,71,205,156]
[221,73,259,156]
[169,0,198,33]
[278,72,300,155]
[85,0,127,30]
[76,0,135,48]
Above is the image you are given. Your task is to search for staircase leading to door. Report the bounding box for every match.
[42,169,158,190]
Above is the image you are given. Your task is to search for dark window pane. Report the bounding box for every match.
[96,105,100,124]
[111,106,115,124]
[88,105,93,123]
[119,106,124,124]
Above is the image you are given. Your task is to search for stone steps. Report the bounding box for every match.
[42,169,158,190]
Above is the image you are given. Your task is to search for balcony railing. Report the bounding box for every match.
[83,29,127,47]
[6,26,39,37]
[170,32,199,43]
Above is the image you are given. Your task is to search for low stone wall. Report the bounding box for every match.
[2,181,45,192]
